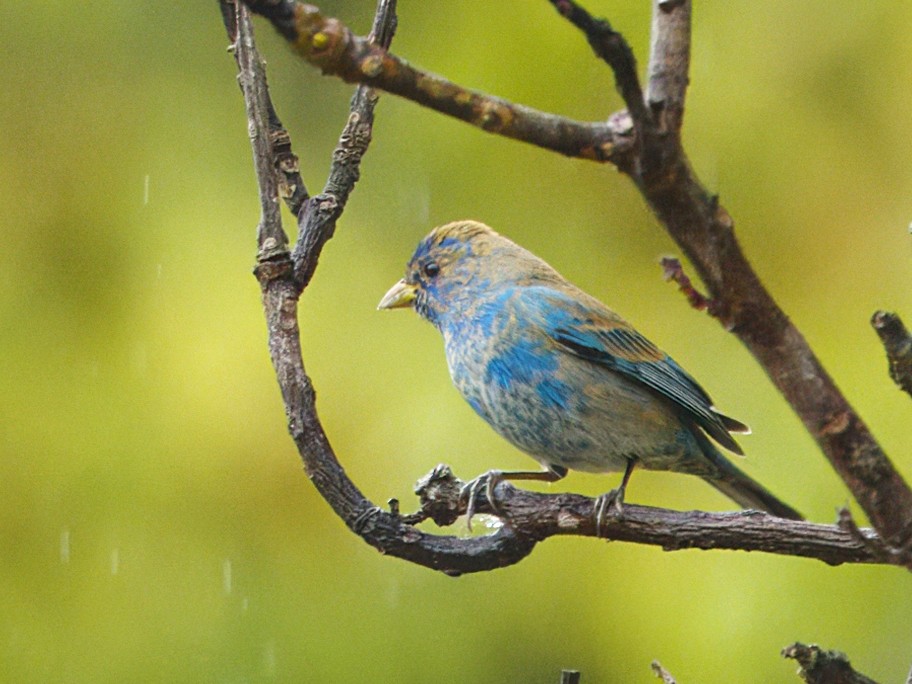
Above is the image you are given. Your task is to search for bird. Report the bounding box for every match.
[378,220,802,529]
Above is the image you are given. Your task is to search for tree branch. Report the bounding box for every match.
[871,310,912,399]
[221,0,542,577]
[223,0,289,261]
[408,464,897,568]
[291,0,396,291]
[645,0,690,134]
[651,661,677,684]
[560,670,581,684]
[629,0,912,550]
[646,196,912,549]
[237,0,632,163]
[782,644,880,684]
[547,0,650,129]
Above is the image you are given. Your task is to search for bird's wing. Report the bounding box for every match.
[526,286,747,454]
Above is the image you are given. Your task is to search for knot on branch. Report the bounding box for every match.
[820,411,851,437]
[290,4,351,71]
[414,464,464,527]
[253,245,293,284]
[476,101,514,133]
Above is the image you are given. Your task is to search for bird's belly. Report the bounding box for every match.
[448,339,694,474]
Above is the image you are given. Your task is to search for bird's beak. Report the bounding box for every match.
[377,279,417,310]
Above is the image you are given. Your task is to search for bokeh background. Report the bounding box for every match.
[3,1,912,681]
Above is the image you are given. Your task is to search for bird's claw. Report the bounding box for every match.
[460,470,504,532]
[594,487,625,537]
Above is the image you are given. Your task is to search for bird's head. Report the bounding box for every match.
[378,220,557,329]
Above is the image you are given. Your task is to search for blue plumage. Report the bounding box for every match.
[379,220,801,521]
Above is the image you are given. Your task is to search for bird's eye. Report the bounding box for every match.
[422,261,440,278]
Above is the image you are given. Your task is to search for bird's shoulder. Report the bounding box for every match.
[498,283,663,362]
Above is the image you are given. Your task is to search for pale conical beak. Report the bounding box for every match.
[377,279,418,310]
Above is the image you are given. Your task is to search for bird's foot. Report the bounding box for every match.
[460,470,504,532]
[594,487,625,538]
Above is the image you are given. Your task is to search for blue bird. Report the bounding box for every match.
[378,220,802,527]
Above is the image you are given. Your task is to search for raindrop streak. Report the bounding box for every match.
[110,549,120,576]
[143,175,150,205]
[223,559,232,595]
[131,343,148,378]
[263,640,277,676]
[60,529,70,564]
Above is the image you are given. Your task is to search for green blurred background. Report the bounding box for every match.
[3,1,912,681]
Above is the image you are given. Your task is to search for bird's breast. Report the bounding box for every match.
[443,321,591,459]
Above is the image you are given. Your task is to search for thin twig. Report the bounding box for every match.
[644,0,690,134]
[291,2,399,290]
[547,0,650,127]
[224,1,289,260]
[837,507,912,569]
[226,3,311,220]
[560,670,581,684]
[782,644,880,684]
[660,256,713,313]
[651,661,677,684]
[871,310,912,398]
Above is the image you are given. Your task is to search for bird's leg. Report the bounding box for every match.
[461,465,568,531]
[594,458,637,537]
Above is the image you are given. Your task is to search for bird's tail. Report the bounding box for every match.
[696,433,803,520]
[705,469,803,520]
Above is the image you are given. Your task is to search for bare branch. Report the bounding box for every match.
[782,644,879,684]
[223,1,289,260]
[409,465,899,568]
[645,0,690,135]
[654,215,912,547]
[651,661,677,684]
[221,0,544,577]
[561,670,581,684]
[222,0,542,577]
[660,256,713,313]
[871,310,912,398]
[638,1,912,548]
[290,2,399,290]
[291,90,376,290]
[238,0,631,163]
[547,0,650,128]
